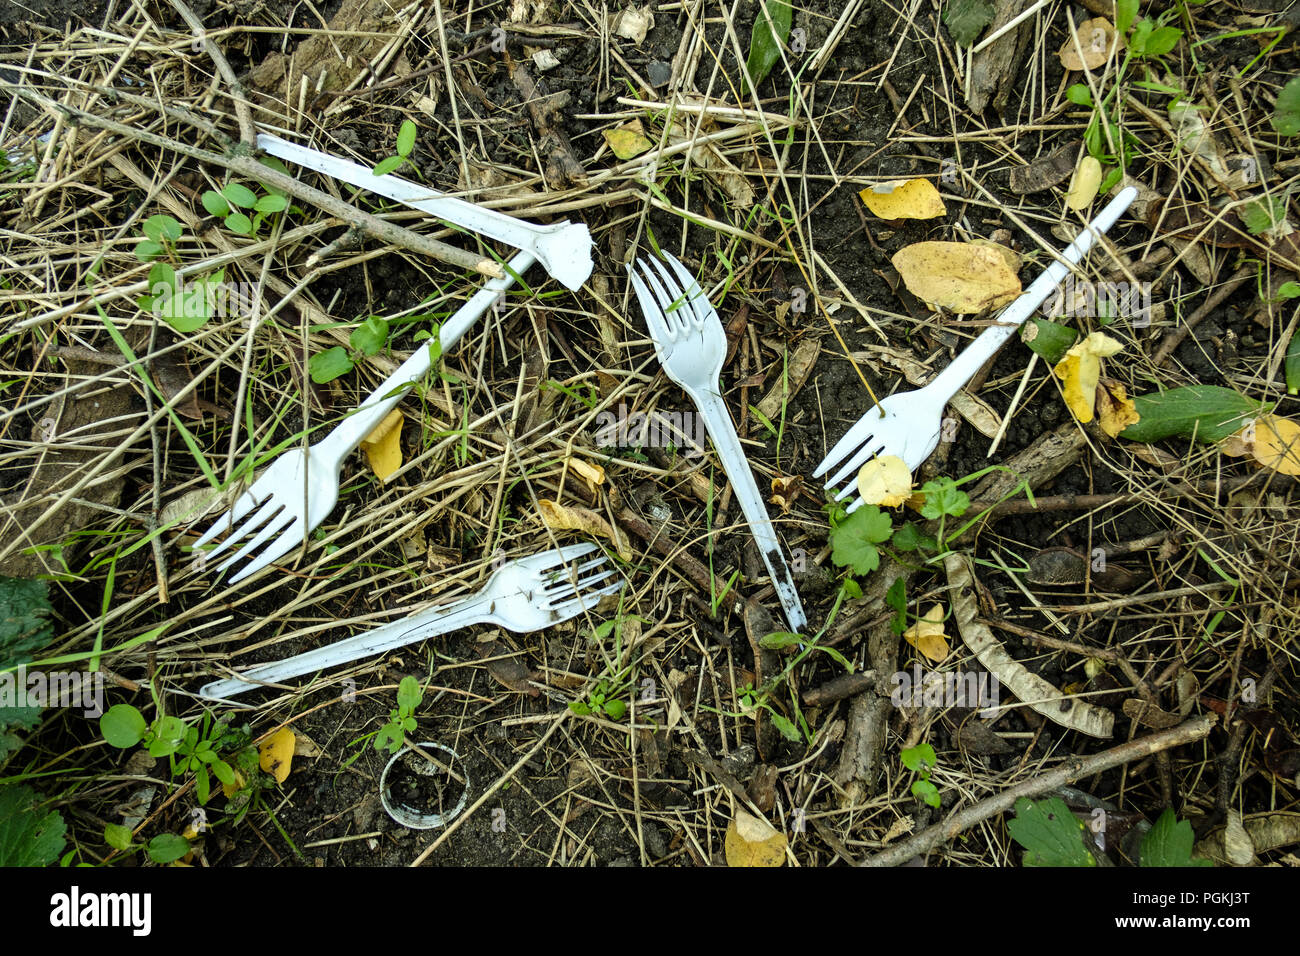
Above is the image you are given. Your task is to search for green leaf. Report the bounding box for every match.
[743,0,793,94]
[919,478,970,519]
[1276,281,1300,301]
[196,764,210,804]
[568,701,592,716]
[912,779,941,808]
[840,577,862,600]
[0,576,55,670]
[1241,197,1286,235]
[100,704,147,748]
[146,833,190,864]
[224,212,253,236]
[0,785,66,867]
[309,346,354,384]
[221,183,257,208]
[1130,18,1154,55]
[1007,797,1096,867]
[1142,26,1182,56]
[1115,0,1139,35]
[829,505,893,576]
[211,758,236,787]
[350,315,390,357]
[1021,317,1079,364]
[0,706,43,761]
[149,715,188,757]
[372,155,404,177]
[1272,76,1300,137]
[759,631,804,650]
[396,119,417,157]
[943,0,995,47]
[1140,809,1212,866]
[1065,84,1093,107]
[254,194,288,215]
[900,743,936,772]
[886,577,907,635]
[201,190,229,216]
[142,214,182,243]
[603,698,627,721]
[396,675,422,714]
[104,822,134,851]
[768,712,801,743]
[133,239,164,261]
[1120,385,1271,443]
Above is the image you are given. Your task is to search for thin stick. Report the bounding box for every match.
[166,0,257,147]
[862,715,1216,866]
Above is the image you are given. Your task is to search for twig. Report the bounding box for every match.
[1151,267,1253,366]
[166,0,257,147]
[861,715,1216,866]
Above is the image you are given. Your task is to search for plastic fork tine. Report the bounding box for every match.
[638,259,687,333]
[226,518,304,583]
[825,439,884,492]
[548,581,624,619]
[543,567,618,603]
[201,497,281,561]
[659,252,705,308]
[540,556,609,591]
[217,510,293,576]
[627,265,669,340]
[522,541,599,572]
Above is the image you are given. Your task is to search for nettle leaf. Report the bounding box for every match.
[1273,76,1300,137]
[0,576,55,669]
[1121,385,1271,443]
[1241,196,1287,236]
[1140,809,1212,867]
[0,785,66,867]
[743,0,792,93]
[396,119,418,157]
[829,505,893,576]
[944,0,995,47]
[309,346,354,384]
[1007,797,1096,867]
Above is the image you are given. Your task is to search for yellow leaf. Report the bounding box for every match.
[1053,332,1124,424]
[567,457,606,494]
[221,768,246,799]
[537,499,631,561]
[1058,17,1118,71]
[258,727,296,784]
[1228,415,1300,476]
[903,604,949,663]
[603,121,653,160]
[856,455,913,507]
[724,809,787,867]
[859,178,947,220]
[1095,378,1140,438]
[1065,155,1103,211]
[769,474,803,511]
[360,408,404,481]
[891,242,1022,314]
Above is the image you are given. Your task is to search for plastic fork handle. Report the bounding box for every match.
[314,249,536,468]
[199,598,493,701]
[691,388,808,632]
[924,186,1138,407]
[257,134,590,289]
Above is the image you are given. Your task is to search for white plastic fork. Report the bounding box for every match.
[815,187,1138,511]
[199,542,622,701]
[257,133,593,291]
[190,248,536,583]
[628,251,807,633]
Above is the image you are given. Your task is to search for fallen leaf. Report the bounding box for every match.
[859,178,947,220]
[258,728,296,784]
[769,474,803,511]
[1053,332,1124,424]
[611,5,654,44]
[568,457,606,494]
[537,499,631,560]
[1226,415,1300,476]
[724,809,787,867]
[856,455,913,506]
[1065,155,1103,210]
[1096,378,1140,438]
[903,604,950,663]
[603,120,653,160]
[891,241,1022,313]
[1058,17,1117,71]
[360,408,404,481]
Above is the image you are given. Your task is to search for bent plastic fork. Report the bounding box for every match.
[627,250,806,633]
[191,247,536,583]
[199,543,622,701]
[815,186,1138,512]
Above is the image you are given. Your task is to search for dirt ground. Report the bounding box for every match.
[2,0,1299,870]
